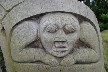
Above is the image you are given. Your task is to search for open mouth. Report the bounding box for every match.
[54,41,68,52]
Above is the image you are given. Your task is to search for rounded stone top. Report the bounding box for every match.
[2,0,97,27]
[2,0,99,38]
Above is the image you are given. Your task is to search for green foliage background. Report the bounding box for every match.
[84,0,108,31]
[0,48,6,72]
[101,30,108,72]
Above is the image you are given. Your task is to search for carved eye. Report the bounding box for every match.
[46,24,58,33]
[63,24,76,34]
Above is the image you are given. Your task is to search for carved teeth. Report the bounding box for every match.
[54,41,67,48]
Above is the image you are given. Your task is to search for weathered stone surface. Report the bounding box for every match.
[0,0,106,72]
[40,13,80,58]
[0,0,25,10]
[0,5,6,20]
[0,21,2,30]
[2,0,99,38]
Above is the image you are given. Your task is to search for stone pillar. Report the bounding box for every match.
[0,0,106,72]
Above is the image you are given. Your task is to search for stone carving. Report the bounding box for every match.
[0,0,25,10]
[40,13,80,58]
[10,13,100,66]
[0,0,106,72]
[40,13,100,66]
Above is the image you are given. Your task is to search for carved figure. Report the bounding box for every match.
[0,0,105,72]
[10,13,100,66]
[40,13,80,57]
[10,19,59,66]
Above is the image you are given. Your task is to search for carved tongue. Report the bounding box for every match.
[54,42,66,48]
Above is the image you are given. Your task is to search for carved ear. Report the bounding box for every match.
[80,21,100,53]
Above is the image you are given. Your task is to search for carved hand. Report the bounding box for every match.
[42,54,59,67]
[60,54,75,66]
[73,48,99,63]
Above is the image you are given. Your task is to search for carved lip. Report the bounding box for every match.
[54,41,68,52]
[53,48,68,52]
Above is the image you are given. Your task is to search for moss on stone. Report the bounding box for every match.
[101,30,108,72]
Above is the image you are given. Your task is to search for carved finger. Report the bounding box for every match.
[73,48,99,63]
[60,54,75,66]
[42,54,59,67]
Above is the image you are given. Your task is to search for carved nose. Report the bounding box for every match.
[54,37,66,42]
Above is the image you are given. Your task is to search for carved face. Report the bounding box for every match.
[40,13,80,57]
